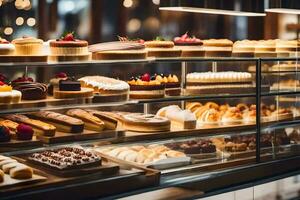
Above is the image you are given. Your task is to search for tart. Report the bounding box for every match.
[0,81,22,104]
[0,37,15,55]
[12,76,47,100]
[144,37,181,57]
[174,32,205,57]
[48,72,68,95]
[12,36,43,55]
[127,73,165,99]
[202,39,233,57]
[155,74,181,96]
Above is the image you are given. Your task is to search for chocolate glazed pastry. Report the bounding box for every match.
[12,82,47,100]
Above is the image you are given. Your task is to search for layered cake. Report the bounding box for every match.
[96,144,185,165]
[90,41,147,60]
[29,147,101,170]
[79,75,129,100]
[12,36,43,55]
[0,81,22,104]
[232,40,256,57]
[144,37,181,57]
[202,39,233,57]
[48,72,68,95]
[127,73,165,99]
[173,33,205,57]
[185,71,254,95]
[53,77,94,99]
[0,38,15,55]
[156,105,196,129]
[49,32,90,61]
[12,76,47,100]
[166,139,216,154]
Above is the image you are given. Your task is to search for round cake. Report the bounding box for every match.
[144,37,181,58]
[202,39,233,57]
[12,36,43,55]
[174,33,205,57]
[0,38,15,55]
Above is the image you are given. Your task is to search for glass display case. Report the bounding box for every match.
[0,57,300,199]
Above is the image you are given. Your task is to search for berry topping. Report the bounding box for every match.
[0,37,9,44]
[55,72,67,78]
[60,31,76,41]
[0,81,5,86]
[141,73,150,82]
[16,123,34,140]
[174,32,202,44]
[0,125,11,142]
[12,76,34,83]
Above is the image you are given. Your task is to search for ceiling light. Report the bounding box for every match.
[4,27,13,35]
[265,8,300,15]
[16,17,24,26]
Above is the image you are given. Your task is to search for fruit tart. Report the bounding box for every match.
[173,32,205,57]
[154,74,181,96]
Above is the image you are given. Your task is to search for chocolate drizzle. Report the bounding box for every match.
[12,82,47,100]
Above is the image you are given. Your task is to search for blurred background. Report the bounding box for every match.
[0,0,300,43]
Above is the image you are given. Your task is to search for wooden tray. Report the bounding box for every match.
[37,129,124,144]
[0,55,48,63]
[0,136,42,152]
[93,93,129,103]
[0,174,46,189]
[48,53,91,62]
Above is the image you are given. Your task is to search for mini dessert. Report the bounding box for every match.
[78,76,129,98]
[0,37,15,55]
[66,109,105,132]
[119,113,170,132]
[85,110,118,130]
[49,32,90,61]
[48,72,68,95]
[156,105,196,129]
[0,125,11,142]
[4,114,56,136]
[185,71,254,95]
[16,124,34,140]
[0,81,22,104]
[28,111,84,133]
[232,40,256,57]
[144,37,181,57]
[29,147,101,170]
[53,77,94,99]
[12,36,43,55]
[173,32,205,57]
[155,74,181,96]
[12,76,47,100]
[127,73,165,99]
[166,139,216,154]
[202,39,233,57]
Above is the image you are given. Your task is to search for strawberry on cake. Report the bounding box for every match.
[174,32,204,57]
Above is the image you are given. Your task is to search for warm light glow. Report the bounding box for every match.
[27,17,36,26]
[127,18,141,33]
[152,0,160,5]
[0,1,2,7]
[16,17,24,26]
[123,0,133,8]
[4,27,13,35]
[159,7,266,17]
[265,8,300,15]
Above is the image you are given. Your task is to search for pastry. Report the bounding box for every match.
[0,81,22,104]
[254,40,277,57]
[12,36,43,55]
[186,102,202,113]
[195,106,221,126]
[28,111,84,133]
[16,124,34,140]
[144,37,181,57]
[0,119,19,132]
[0,37,15,55]
[221,107,243,125]
[166,139,216,154]
[66,109,105,132]
[0,159,18,168]
[53,77,94,99]
[50,32,88,55]
[48,72,68,95]
[0,125,11,142]
[271,62,300,71]
[202,39,233,57]
[0,156,33,179]
[156,105,196,129]
[78,76,129,97]
[155,74,181,96]
[85,110,118,130]
[119,113,170,132]
[275,39,300,53]
[0,170,3,182]
[127,73,165,99]
[173,33,205,57]
[4,114,56,136]
[232,40,256,57]
[12,76,47,100]
[29,147,101,170]
[185,71,254,95]
[271,79,299,91]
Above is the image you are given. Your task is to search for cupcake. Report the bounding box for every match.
[16,124,33,140]
[0,125,11,142]
[0,37,15,55]
[12,36,43,55]
[48,72,68,95]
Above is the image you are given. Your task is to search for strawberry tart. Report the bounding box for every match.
[174,33,205,57]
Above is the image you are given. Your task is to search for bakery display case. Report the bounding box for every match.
[0,56,299,199]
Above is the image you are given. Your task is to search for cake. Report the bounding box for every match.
[144,37,181,57]
[232,40,256,57]
[185,71,254,95]
[156,105,197,129]
[12,76,47,100]
[53,77,94,99]
[12,36,43,55]
[0,125,11,142]
[202,39,233,57]
[16,124,33,140]
[48,72,68,95]
[0,81,22,104]
[127,73,165,99]
[173,32,205,57]
[78,76,129,99]
[0,37,15,55]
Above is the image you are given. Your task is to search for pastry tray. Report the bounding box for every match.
[0,55,48,63]
[0,136,43,153]
[0,173,46,189]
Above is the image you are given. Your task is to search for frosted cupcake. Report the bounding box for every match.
[0,37,15,55]
[12,36,43,55]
